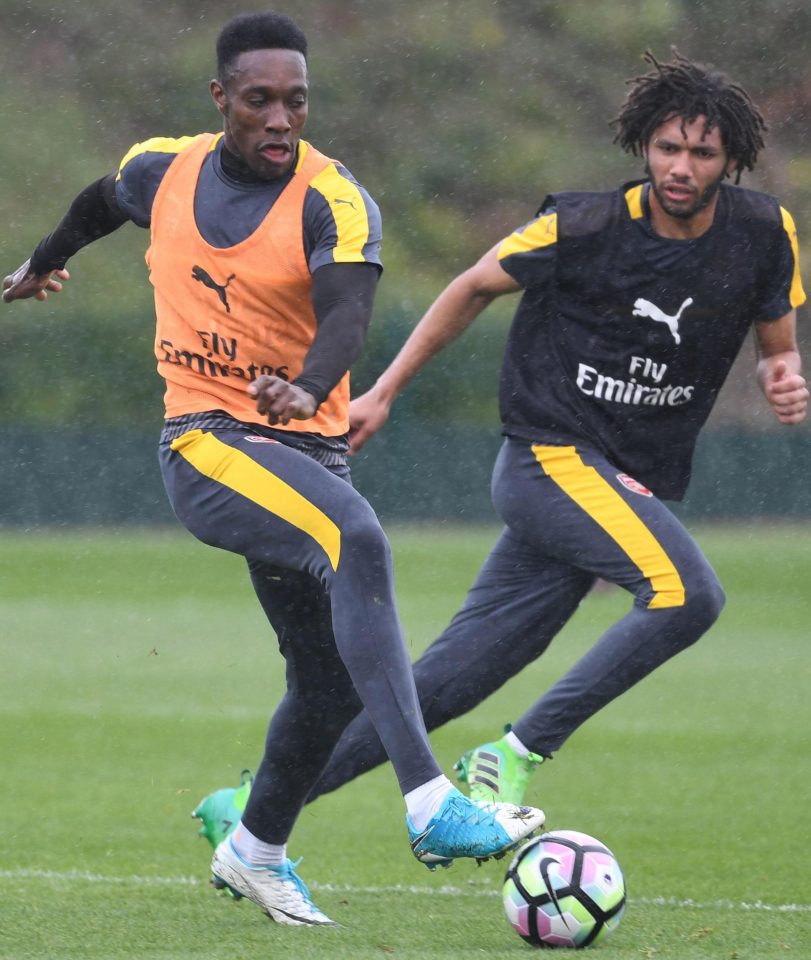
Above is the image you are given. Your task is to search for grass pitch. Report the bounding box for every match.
[0,523,809,959]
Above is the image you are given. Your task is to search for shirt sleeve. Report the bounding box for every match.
[114,137,197,228]
[754,207,806,321]
[496,209,558,290]
[303,162,383,274]
[292,262,379,405]
[30,174,128,273]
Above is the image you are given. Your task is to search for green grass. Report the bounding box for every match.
[1,523,809,959]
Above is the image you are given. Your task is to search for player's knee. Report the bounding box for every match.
[685,575,726,632]
[647,569,725,650]
[339,502,393,569]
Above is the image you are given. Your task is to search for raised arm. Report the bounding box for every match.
[2,174,127,304]
[349,244,521,452]
[754,310,808,425]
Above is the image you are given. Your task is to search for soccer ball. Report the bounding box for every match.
[502,830,626,949]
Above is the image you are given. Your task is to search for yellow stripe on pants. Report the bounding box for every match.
[532,445,684,609]
[171,429,342,571]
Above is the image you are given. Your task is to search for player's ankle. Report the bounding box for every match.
[404,774,454,831]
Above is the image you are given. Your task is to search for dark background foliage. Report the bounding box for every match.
[1,0,809,440]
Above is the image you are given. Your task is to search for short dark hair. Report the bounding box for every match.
[216,11,308,83]
[612,49,767,183]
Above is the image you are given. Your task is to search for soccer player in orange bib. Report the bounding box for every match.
[295,52,808,812]
[2,11,543,926]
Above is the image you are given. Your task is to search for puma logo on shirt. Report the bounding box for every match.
[632,296,693,345]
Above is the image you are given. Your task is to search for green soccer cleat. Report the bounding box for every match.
[192,769,253,849]
[454,728,544,805]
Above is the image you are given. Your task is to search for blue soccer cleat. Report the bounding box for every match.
[407,787,544,870]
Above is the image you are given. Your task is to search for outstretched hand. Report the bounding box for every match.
[763,360,808,425]
[2,260,70,303]
[248,376,317,426]
[349,387,391,454]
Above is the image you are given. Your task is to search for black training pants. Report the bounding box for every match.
[159,425,441,843]
[307,437,725,799]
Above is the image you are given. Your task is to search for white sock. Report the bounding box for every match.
[505,729,530,759]
[404,774,454,831]
[230,822,287,867]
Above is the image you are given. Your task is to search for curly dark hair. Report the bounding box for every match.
[216,11,307,85]
[612,49,767,183]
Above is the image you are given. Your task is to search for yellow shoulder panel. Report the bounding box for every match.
[309,164,370,263]
[624,183,645,220]
[498,212,557,260]
[294,140,310,172]
[116,134,220,180]
[780,207,807,309]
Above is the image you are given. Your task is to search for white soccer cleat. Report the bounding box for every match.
[211,838,335,926]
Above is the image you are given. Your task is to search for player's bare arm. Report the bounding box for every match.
[2,260,70,303]
[754,311,808,425]
[349,245,520,452]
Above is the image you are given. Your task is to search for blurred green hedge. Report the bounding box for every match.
[1,0,809,437]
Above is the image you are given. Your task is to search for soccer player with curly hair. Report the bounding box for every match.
[298,51,808,810]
